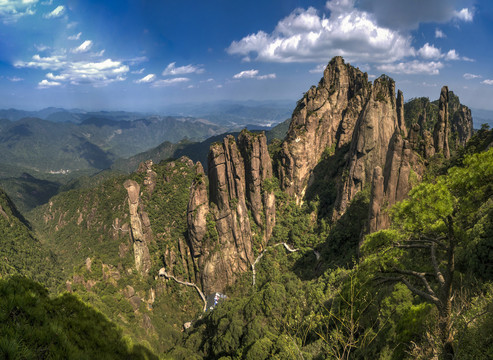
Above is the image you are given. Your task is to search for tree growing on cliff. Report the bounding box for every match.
[362,147,493,359]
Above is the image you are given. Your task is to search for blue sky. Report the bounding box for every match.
[0,0,492,112]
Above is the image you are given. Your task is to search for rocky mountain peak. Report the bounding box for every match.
[279,56,371,203]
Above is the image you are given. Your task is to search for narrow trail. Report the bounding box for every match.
[251,242,299,286]
[159,267,207,312]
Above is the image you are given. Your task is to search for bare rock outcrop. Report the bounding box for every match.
[433,86,451,158]
[368,134,425,233]
[187,162,209,259]
[124,179,151,275]
[279,56,371,203]
[187,131,275,294]
[334,75,399,218]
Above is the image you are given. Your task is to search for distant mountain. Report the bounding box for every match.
[472,108,493,128]
[161,100,293,127]
[0,115,225,173]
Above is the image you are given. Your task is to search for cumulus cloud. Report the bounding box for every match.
[68,32,82,40]
[417,43,442,59]
[8,76,24,82]
[356,0,474,30]
[416,43,464,62]
[228,3,415,64]
[162,62,204,76]
[44,5,65,19]
[377,60,444,75]
[131,68,145,74]
[15,54,129,87]
[482,79,493,85]
[38,79,61,88]
[151,77,190,87]
[233,69,276,80]
[233,69,258,79]
[444,49,460,60]
[435,28,446,38]
[135,74,156,84]
[71,40,93,54]
[0,0,37,23]
[454,8,473,21]
[463,73,481,80]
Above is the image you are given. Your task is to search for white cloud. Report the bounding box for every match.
[482,80,493,85]
[68,32,82,41]
[8,76,23,82]
[463,73,481,80]
[233,69,276,80]
[233,69,259,79]
[417,43,441,59]
[38,79,61,88]
[162,62,204,76]
[41,0,53,5]
[71,40,93,54]
[44,5,65,19]
[444,49,460,60]
[151,77,190,87]
[257,73,276,80]
[454,8,473,22]
[435,28,446,38]
[0,0,37,23]
[15,55,129,87]
[131,68,145,74]
[377,60,443,75]
[46,72,68,81]
[228,4,415,64]
[135,74,156,84]
[15,54,65,70]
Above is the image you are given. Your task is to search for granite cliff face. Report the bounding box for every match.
[279,56,371,203]
[185,56,474,292]
[187,130,275,294]
[334,75,399,218]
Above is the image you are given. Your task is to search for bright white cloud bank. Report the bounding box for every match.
[227,0,474,75]
[0,0,37,23]
[228,4,415,64]
[15,54,129,87]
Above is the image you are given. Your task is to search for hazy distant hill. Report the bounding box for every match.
[162,100,293,127]
[472,108,493,128]
[0,116,225,173]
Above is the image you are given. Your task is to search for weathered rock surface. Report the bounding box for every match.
[279,56,371,203]
[334,75,399,218]
[187,130,275,294]
[237,130,276,241]
[124,179,151,275]
[187,162,209,259]
[433,86,451,158]
[368,134,424,233]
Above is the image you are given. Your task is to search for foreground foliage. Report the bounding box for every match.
[0,276,157,359]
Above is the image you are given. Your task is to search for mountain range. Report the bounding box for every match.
[1,57,493,359]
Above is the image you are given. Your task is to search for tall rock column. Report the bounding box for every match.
[124,180,151,275]
[237,130,276,242]
[433,86,450,158]
[334,75,398,218]
[187,131,276,294]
